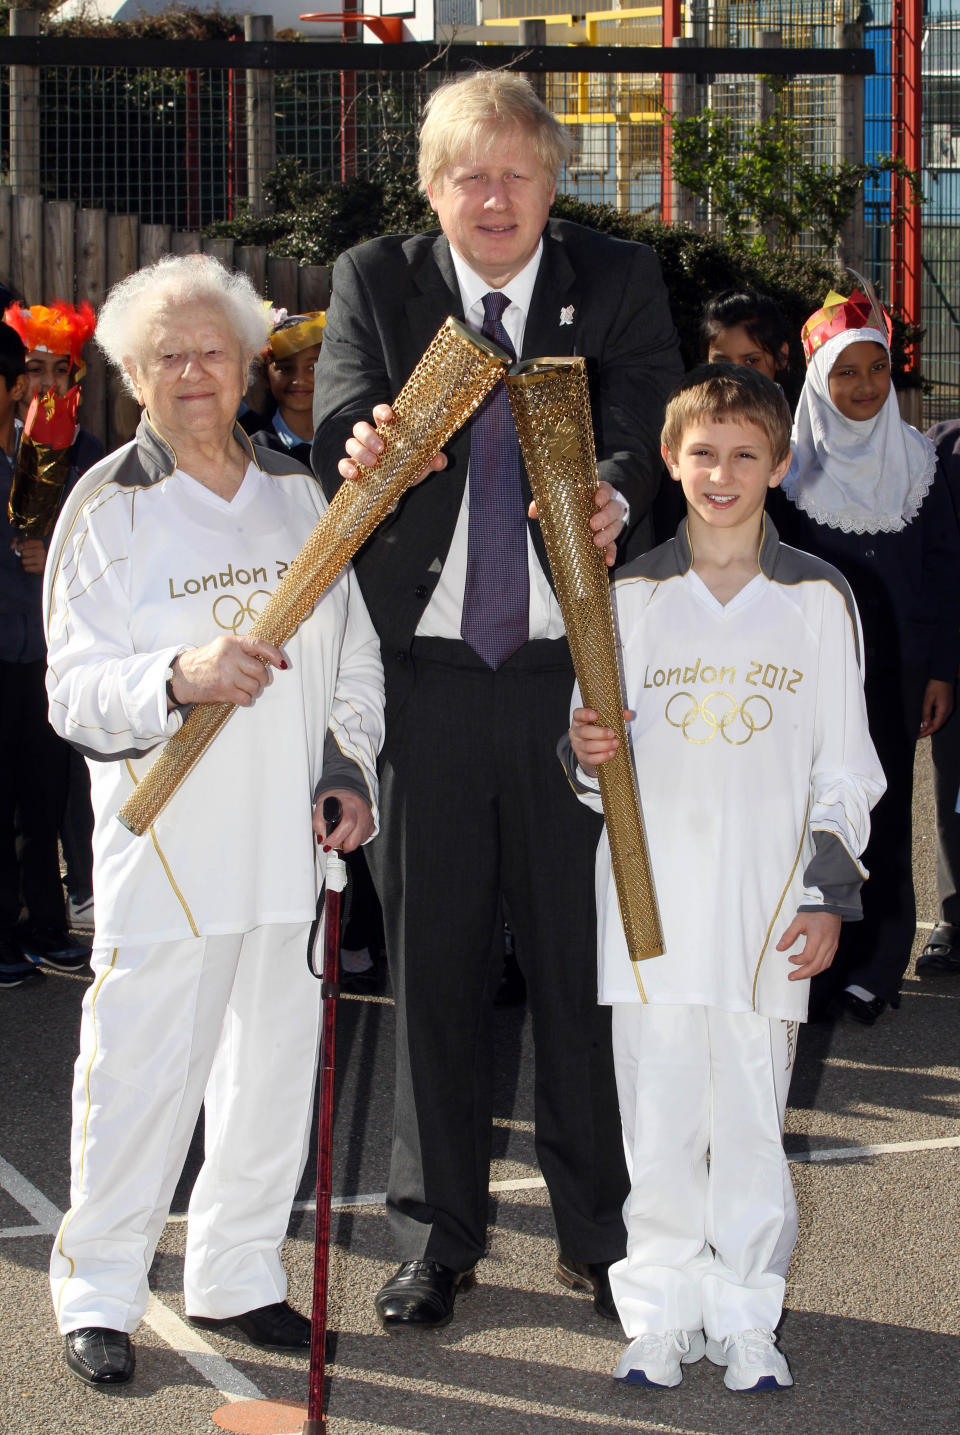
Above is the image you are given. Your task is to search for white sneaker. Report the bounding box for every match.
[66,895,95,932]
[613,1329,706,1388]
[705,1328,793,1391]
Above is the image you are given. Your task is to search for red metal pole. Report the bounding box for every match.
[340,0,358,182]
[890,0,923,369]
[661,0,682,223]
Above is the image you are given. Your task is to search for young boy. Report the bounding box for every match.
[563,365,885,1392]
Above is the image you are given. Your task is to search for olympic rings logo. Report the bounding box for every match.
[212,591,272,633]
[664,691,773,745]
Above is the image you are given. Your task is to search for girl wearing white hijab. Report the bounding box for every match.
[776,294,960,1025]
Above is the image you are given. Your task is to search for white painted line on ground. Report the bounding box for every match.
[790,1134,960,1163]
[142,1294,264,1403]
[0,1153,63,1233]
[0,1159,266,1406]
[100,1132,960,1234]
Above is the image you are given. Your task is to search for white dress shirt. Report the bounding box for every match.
[416,241,566,641]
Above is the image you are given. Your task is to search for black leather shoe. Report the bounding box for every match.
[555,1253,619,1322]
[374,1259,477,1331]
[188,1300,310,1349]
[841,990,888,1025]
[64,1327,135,1386]
[917,923,960,975]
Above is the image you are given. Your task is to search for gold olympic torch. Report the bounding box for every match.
[117,317,510,835]
[505,357,663,961]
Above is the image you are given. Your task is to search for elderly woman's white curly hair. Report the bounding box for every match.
[96,253,271,397]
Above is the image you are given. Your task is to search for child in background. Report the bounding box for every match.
[700,289,793,390]
[775,290,960,1024]
[241,310,325,467]
[563,365,884,1393]
[4,299,104,940]
[654,289,796,545]
[0,321,87,983]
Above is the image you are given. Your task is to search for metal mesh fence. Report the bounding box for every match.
[922,10,960,423]
[0,63,435,229]
[3,7,958,423]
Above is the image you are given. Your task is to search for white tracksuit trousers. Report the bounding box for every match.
[609,1003,798,1340]
[51,923,320,1334]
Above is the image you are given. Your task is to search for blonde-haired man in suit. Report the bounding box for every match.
[313,70,683,1332]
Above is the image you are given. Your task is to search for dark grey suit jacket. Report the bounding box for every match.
[311,219,682,688]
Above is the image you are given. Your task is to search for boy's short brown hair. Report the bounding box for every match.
[661,363,792,466]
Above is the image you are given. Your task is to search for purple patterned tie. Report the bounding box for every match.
[460,291,530,669]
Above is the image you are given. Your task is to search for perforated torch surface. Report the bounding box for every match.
[506,359,663,960]
[118,318,509,836]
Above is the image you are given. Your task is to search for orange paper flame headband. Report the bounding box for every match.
[266,311,326,361]
[802,289,892,362]
[3,300,96,370]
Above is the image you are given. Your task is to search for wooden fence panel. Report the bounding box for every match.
[0,187,12,297]
[106,216,141,450]
[298,264,331,312]
[235,245,267,296]
[266,256,298,312]
[202,237,235,267]
[43,200,75,302]
[172,232,202,256]
[76,209,109,447]
[140,224,173,267]
[11,195,43,304]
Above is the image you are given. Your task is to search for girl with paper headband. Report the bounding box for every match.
[241,309,326,466]
[774,287,960,1025]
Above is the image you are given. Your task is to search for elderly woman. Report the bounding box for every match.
[43,255,384,1387]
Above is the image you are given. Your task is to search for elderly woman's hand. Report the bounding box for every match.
[169,635,288,708]
[338,403,447,488]
[312,788,375,853]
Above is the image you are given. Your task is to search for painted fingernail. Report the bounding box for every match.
[323,844,331,853]
[279,660,288,670]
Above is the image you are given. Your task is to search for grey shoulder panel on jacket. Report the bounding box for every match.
[613,528,689,586]
[765,536,861,657]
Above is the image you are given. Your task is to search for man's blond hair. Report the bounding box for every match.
[417,71,573,194]
[661,365,793,466]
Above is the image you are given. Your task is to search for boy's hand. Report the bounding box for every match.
[570,706,632,778]
[529,481,625,567]
[338,403,447,487]
[778,910,842,981]
[12,536,46,575]
[919,678,954,737]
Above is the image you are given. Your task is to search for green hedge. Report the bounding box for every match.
[207,164,914,386]
[208,167,868,389]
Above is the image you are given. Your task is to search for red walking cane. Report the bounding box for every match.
[303,796,347,1435]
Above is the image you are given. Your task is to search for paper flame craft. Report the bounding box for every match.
[8,385,82,538]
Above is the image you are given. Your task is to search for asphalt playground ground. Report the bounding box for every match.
[1,749,957,1435]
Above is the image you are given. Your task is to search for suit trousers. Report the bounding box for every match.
[609,1004,798,1340]
[368,637,629,1271]
[51,923,319,1334]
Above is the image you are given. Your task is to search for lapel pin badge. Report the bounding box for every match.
[559,305,575,326]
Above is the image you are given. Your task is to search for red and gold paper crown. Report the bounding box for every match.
[2,300,96,367]
[802,289,893,362]
[266,311,326,361]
